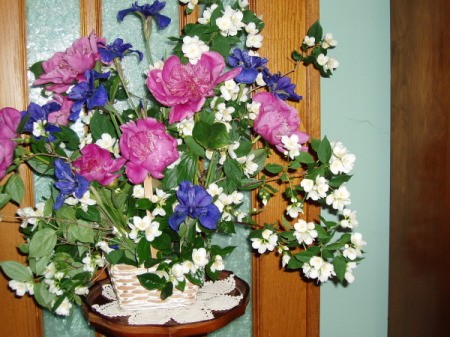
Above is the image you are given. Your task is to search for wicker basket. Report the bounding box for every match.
[108,264,199,310]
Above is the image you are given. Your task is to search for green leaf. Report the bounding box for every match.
[143,258,160,268]
[33,283,56,309]
[211,35,236,58]
[296,151,315,164]
[291,50,304,62]
[162,151,197,189]
[287,256,304,269]
[265,163,284,174]
[138,272,165,290]
[34,256,51,275]
[193,121,232,149]
[184,136,205,157]
[218,221,236,234]
[90,110,116,141]
[105,250,124,265]
[280,216,294,230]
[329,174,352,188]
[54,126,80,151]
[315,224,331,243]
[238,178,263,190]
[27,156,54,175]
[307,20,323,42]
[5,174,25,204]
[0,261,33,281]
[293,250,315,264]
[0,193,11,209]
[69,222,95,243]
[152,233,172,250]
[135,198,152,210]
[76,206,101,222]
[317,136,332,164]
[325,233,351,251]
[160,281,173,300]
[137,238,151,264]
[251,149,269,175]
[29,61,44,79]
[333,256,347,282]
[29,229,57,258]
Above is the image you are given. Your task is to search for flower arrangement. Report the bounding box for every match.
[0,0,366,316]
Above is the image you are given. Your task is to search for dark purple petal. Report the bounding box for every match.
[199,204,221,230]
[87,84,108,109]
[155,13,171,29]
[169,211,186,231]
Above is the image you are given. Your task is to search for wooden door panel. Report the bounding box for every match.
[0,0,43,336]
[251,1,320,337]
[389,0,450,336]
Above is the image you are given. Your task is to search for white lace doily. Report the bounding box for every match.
[91,274,244,325]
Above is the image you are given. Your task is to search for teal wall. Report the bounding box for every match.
[320,1,390,337]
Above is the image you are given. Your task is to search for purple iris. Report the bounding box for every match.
[262,69,302,101]
[169,181,221,232]
[98,38,143,63]
[68,70,109,121]
[228,49,267,84]
[117,1,171,29]
[21,102,61,142]
[53,159,89,210]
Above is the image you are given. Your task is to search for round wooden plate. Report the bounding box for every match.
[82,271,250,337]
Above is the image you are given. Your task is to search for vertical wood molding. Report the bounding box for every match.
[80,0,103,36]
[251,1,320,336]
[80,2,105,336]
[0,0,43,336]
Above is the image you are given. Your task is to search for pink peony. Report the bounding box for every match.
[119,117,179,184]
[0,107,22,139]
[73,144,126,186]
[48,94,73,126]
[252,92,309,153]
[0,140,16,180]
[0,107,22,179]
[33,32,105,93]
[146,51,241,124]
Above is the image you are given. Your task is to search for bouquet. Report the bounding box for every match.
[0,0,366,316]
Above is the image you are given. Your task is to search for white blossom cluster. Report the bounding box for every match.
[219,79,249,102]
[17,202,45,231]
[302,256,335,282]
[156,248,224,286]
[293,219,318,245]
[65,190,96,211]
[251,229,278,254]
[330,141,356,174]
[127,215,162,243]
[342,233,367,261]
[207,183,246,222]
[340,208,359,228]
[282,134,303,159]
[317,54,339,73]
[216,5,246,37]
[301,176,329,200]
[181,35,209,64]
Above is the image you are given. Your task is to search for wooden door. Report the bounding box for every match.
[389,0,450,336]
[0,1,320,336]
[251,1,320,337]
[0,1,42,337]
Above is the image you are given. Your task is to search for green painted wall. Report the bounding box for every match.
[320,1,390,337]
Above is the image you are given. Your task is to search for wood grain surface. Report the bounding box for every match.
[389,0,450,336]
[251,1,320,337]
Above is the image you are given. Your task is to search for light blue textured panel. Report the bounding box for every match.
[320,1,390,337]
[26,1,95,336]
